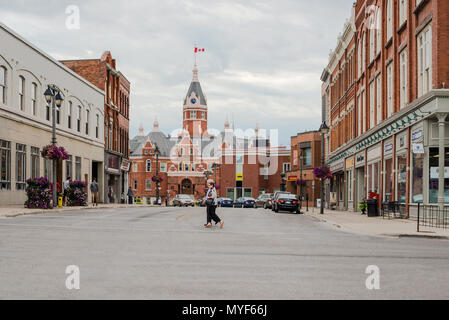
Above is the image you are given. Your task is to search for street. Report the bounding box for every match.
[0,206,448,299]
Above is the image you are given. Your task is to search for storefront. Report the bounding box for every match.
[383,138,394,202]
[330,159,344,210]
[354,151,365,211]
[367,143,381,201]
[345,157,354,211]
[105,152,121,203]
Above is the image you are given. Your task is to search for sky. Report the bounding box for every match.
[0,0,354,146]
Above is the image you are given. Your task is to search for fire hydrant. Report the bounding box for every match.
[58,195,63,207]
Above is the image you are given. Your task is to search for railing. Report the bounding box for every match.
[381,202,407,219]
[417,203,449,231]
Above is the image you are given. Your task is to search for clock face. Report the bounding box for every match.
[190,98,196,104]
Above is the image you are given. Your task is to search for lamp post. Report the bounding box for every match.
[154,144,160,205]
[212,163,220,195]
[44,85,64,207]
[280,172,286,191]
[299,149,304,202]
[319,121,330,214]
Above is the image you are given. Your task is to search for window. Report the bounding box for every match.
[412,153,424,203]
[191,163,195,171]
[0,66,6,104]
[145,179,151,191]
[384,158,393,201]
[68,102,72,129]
[160,162,167,173]
[357,40,362,78]
[146,159,151,172]
[357,94,362,136]
[369,81,375,129]
[387,63,393,117]
[179,162,183,171]
[361,33,366,74]
[56,105,60,125]
[77,106,82,132]
[283,162,291,173]
[133,162,138,172]
[44,158,52,181]
[399,0,407,26]
[66,155,72,180]
[369,29,375,62]
[0,140,11,190]
[75,156,81,180]
[46,102,50,121]
[428,148,449,204]
[376,74,382,125]
[397,154,407,203]
[399,49,408,109]
[31,147,40,178]
[96,114,99,138]
[16,143,26,190]
[417,24,432,97]
[185,163,189,171]
[85,109,89,135]
[201,112,205,119]
[133,180,137,190]
[302,148,312,167]
[190,148,193,155]
[376,9,382,54]
[190,110,196,119]
[31,83,37,116]
[386,0,393,41]
[243,188,252,198]
[18,76,25,111]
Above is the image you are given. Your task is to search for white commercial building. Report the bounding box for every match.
[0,23,105,205]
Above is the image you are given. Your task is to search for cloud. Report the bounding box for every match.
[0,0,355,146]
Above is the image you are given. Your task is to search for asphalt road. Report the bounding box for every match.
[0,206,448,299]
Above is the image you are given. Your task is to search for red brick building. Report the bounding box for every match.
[61,51,131,203]
[323,0,449,215]
[129,64,290,204]
[286,131,322,208]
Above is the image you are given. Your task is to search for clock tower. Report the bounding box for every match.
[183,64,208,138]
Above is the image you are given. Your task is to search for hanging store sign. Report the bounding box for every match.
[120,159,131,172]
[412,129,423,141]
[345,157,354,169]
[384,143,393,154]
[412,143,424,154]
[236,174,243,181]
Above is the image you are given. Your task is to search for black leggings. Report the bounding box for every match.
[207,205,221,224]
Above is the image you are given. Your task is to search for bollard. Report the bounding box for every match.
[58,195,63,207]
[417,202,420,233]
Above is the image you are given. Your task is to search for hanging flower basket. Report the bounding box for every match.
[295,178,307,187]
[313,165,333,180]
[151,175,163,183]
[41,144,69,160]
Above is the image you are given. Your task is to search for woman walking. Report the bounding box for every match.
[204,179,224,229]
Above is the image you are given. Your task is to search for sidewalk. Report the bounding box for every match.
[0,203,157,218]
[305,207,449,239]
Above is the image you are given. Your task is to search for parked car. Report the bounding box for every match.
[233,197,256,208]
[265,193,275,209]
[273,193,301,214]
[172,194,194,207]
[255,193,272,208]
[271,191,292,211]
[218,197,234,207]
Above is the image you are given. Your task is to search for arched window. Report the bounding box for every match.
[0,66,6,104]
[357,40,362,78]
[361,32,366,73]
[376,9,382,54]
[386,0,393,41]
[18,76,25,111]
[31,82,37,116]
[370,29,375,62]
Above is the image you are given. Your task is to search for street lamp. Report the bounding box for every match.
[154,144,161,205]
[212,163,220,194]
[319,121,329,215]
[44,85,64,207]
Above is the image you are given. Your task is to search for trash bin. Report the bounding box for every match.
[366,199,379,217]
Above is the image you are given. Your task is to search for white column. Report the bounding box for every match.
[436,113,447,210]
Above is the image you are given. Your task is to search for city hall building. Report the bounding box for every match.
[129,64,290,203]
[322,0,449,216]
[0,23,105,205]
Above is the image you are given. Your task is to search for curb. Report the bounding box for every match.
[1,204,160,218]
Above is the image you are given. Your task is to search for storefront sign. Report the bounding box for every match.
[399,135,406,148]
[120,159,131,172]
[430,167,449,179]
[367,145,381,162]
[106,153,120,174]
[330,159,344,173]
[412,143,424,154]
[236,174,243,181]
[355,152,365,167]
[345,157,354,169]
[384,143,393,153]
[288,176,297,182]
[412,129,423,141]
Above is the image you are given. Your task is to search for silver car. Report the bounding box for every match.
[172,194,194,207]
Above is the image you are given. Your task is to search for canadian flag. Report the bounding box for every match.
[194,47,205,53]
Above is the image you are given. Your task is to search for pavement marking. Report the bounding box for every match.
[176,211,203,221]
